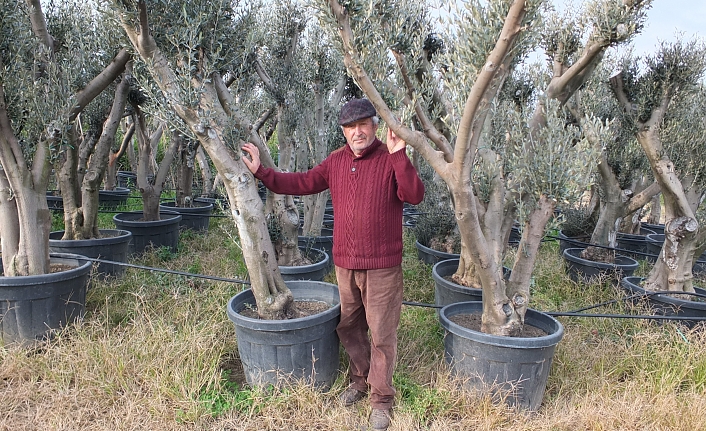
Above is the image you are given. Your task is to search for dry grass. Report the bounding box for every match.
[2,222,706,430]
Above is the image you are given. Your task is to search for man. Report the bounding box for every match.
[242,98,424,430]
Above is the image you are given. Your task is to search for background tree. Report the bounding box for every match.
[107,0,302,319]
[610,39,706,293]
[0,0,128,275]
[316,0,651,335]
[571,64,659,262]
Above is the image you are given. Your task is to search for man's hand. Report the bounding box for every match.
[386,126,406,154]
[242,143,261,174]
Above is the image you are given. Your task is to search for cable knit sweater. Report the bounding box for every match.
[254,138,424,269]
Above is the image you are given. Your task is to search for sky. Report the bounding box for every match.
[554,0,705,56]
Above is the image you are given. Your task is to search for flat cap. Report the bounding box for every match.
[339,98,377,125]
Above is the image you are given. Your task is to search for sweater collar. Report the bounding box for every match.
[346,138,382,159]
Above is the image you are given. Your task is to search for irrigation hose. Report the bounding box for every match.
[80,257,706,323]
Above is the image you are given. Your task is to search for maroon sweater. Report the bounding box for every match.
[255,138,424,269]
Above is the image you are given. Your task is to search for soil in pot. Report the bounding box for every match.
[449,313,547,337]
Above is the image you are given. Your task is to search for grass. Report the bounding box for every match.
[2,219,706,430]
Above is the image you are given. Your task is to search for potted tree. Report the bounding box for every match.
[609,40,706,322]
[318,0,650,409]
[108,0,341,388]
[0,0,131,342]
[112,95,182,254]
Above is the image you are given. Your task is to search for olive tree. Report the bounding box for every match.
[610,39,706,293]
[316,0,651,335]
[0,0,128,275]
[106,0,304,319]
[571,65,659,262]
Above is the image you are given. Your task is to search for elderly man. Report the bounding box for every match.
[242,98,424,430]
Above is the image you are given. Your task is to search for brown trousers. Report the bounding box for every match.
[335,265,403,410]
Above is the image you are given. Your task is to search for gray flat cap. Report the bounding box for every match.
[339,98,377,126]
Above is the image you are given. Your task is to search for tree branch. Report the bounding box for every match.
[326,0,447,174]
[69,48,131,123]
[454,0,526,167]
[25,0,55,53]
[392,50,453,161]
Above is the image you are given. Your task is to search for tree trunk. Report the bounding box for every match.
[267,105,304,266]
[118,16,296,318]
[195,146,213,197]
[647,193,661,224]
[62,74,131,240]
[174,131,196,206]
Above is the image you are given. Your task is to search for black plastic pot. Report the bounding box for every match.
[298,232,334,267]
[642,223,665,235]
[226,280,341,389]
[0,253,92,345]
[49,229,132,278]
[432,259,511,308]
[116,171,137,189]
[195,196,229,211]
[415,240,459,266]
[439,301,564,411]
[621,276,706,327]
[562,247,638,283]
[98,187,130,210]
[615,227,656,260]
[433,259,481,306]
[159,200,214,233]
[279,247,330,282]
[557,230,590,255]
[46,190,64,212]
[112,210,181,255]
[403,206,420,228]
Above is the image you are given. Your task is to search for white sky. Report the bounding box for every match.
[554,0,705,56]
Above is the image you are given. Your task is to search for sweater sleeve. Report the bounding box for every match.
[254,161,330,196]
[389,149,425,205]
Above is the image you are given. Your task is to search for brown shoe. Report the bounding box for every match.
[369,408,392,430]
[339,386,367,407]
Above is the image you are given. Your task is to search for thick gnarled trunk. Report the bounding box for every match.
[120,10,295,319]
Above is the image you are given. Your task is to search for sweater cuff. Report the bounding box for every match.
[388,148,409,165]
[254,165,269,180]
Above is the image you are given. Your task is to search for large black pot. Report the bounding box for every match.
[557,230,590,255]
[116,171,137,189]
[226,280,341,389]
[113,210,181,255]
[616,227,656,260]
[159,200,214,233]
[0,253,92,345]
[621,276,706,327]
[298,231,334,267]
[99,187,131,210]
[439,301,564,411]
[433,259,511,307]
[415,240,459,266]
[642,223,665,235]
[279,247,330,282]
[49,229,132,278]
[562,247,638,283]
[46,190,64,212]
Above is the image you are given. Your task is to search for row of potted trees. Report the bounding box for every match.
[3,0,703,416]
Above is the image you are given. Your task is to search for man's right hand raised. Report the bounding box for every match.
[242,143,261,174]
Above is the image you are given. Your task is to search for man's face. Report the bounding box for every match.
[342,117,378,156]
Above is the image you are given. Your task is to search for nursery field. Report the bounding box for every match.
[1,216,705,431]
